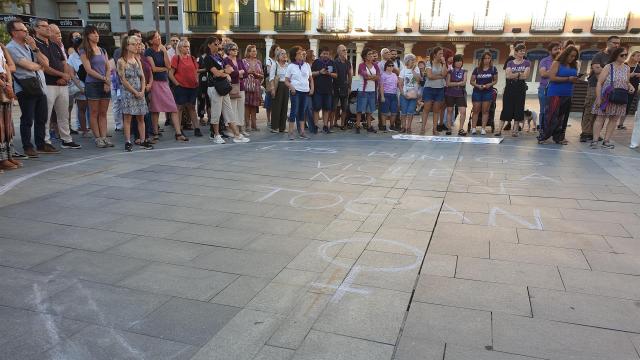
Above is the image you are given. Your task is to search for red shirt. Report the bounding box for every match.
[171,55,198,89]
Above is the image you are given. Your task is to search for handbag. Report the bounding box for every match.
[607,64,629,105]
[14,76,43,96]
[404,88,418,99]
[213,78,232,96]
[229,83,241,99]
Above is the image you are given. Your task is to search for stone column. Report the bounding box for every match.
[309,38,319,58]
[403,42,416,56]
[265,37,274,59]
[455,43,467,55]
[355,41,366,79]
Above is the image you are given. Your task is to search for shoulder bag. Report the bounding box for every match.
[607,64,629,105]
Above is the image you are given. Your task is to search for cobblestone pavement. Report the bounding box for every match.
[1,101,640,359]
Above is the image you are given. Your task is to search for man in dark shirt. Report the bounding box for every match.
[332,44,352,130]
[311,46,337,134]
[34,18,80,150]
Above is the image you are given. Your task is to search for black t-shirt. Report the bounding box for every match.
[311,58,336,94]
[629,63,640,90]
[333,57,351,94]
[35,38,65,85]
[202,54,226,86]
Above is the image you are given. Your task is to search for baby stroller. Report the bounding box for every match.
[344,90,358,129]
[467,87,497,134]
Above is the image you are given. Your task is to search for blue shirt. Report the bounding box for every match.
[547,64,577,97]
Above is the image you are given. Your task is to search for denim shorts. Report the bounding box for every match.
[174,86,197,105]
[85,81,110,100]
[399,96,417,115]
[472,89,493,103]
[313,92,333,111]
[422,87,445,102]
[264,91,272,109]
[380,93,398,114]
[356,91,376,113]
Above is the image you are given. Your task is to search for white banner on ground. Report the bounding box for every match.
[391,134,504,144]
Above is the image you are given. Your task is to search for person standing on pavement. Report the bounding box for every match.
[223,42,250,137]
[537,46,579,145]
[264,44,281,128]
[80,25,113,148]
[356,48,380,134]
[269,49,289,133]
[445,54,467,136]
[421,47,447,135]
[285,46,314,140]
[332,45,352,131]
[379,60,399,133]
[6,19,52,157]
[469,52,497,135]
[620,51,640,130]
[34,19,81,151]
[537,42,561,134]
[398,54,421,134]
[0,42,22,170]
[242,45,264,132]
[312,46,337,134]
[497,44,530,137]
[592,47,634,149]
[169,39,200,137]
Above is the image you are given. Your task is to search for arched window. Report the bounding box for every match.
[527,49,550,82]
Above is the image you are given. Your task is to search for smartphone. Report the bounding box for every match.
[577,73,586,78]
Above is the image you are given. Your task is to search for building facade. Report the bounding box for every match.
[4,0,640,92]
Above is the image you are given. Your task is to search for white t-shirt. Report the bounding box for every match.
[0,49,5,74]
[400,67,420,94]
[285,62,312,92]
[362,64,377,92]
[269,61,288,82]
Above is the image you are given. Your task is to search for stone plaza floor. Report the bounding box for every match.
[1,103,640,359]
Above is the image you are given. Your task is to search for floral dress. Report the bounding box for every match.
[243,58,263,107]
[120,60,148,116]
[593,63,629,116]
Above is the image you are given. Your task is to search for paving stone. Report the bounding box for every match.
[490,242,589,269]
[509,196,581,209]
[582,250,640,275]
[0,267,75,310]
[433,223,518,243]
[560,267,640,300]
[559,208,640,225]
[414,275,531,316]
[31,250,149,284]
[211,276,271,307]
[313,287,411,344]
[108,236,213,263]
[315,219,363,241]
[577,199,640,213]
[190,309,283,360]
[32,227,134,252]
[94,216,191,238]
[166,224,260,249]
[268,292,332,349]
[118,263,238,301]
[246,282,307,314]
[443,345,540,359]
[493,312,639,360]
[517,229,612,251]
[0,306,88,360]
[224,215,303,236]
[0,237,70,269]
[368,226,432,255]
[422,254,457,277]
[47,280,170,329]
[292,330,394,360]
[349,250,422,293]
[191,247,292,278]
[128,297,240,346]
[455,257,565,290]
[254,346,295,360]
[272,268,319,287]
[402,302,492,349]
[286,240,343,273]
[428,236,489,258]
[541,218,631,237]
[604,236,640,255]
[0,216,69,242]
[529,287,640,332]
[393,336,444,360]
[42,324,197,360]
[245,234,313,257]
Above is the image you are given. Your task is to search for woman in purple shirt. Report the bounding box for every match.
[445,54,467,135]
[470,52,497,135]
[497,44,531,137]
[223,42,249,137]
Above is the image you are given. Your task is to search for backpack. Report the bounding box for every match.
[78,47,106,82]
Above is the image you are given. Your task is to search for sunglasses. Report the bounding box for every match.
[620,53,628,57]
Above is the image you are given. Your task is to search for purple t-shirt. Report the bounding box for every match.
[223,57,247,90]
[472,66,497,87]
[445,68,466,97]
[538,56,553,88]
[78,48,107,83]
[380,71,398,94]
[506,59,531,75]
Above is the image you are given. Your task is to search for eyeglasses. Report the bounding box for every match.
[620,53,628,57]
[13,28,27,33]
[230,48,238,51]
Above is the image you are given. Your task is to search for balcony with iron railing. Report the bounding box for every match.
[592,13,629,33]
[473,14,505,33]
[530,14,566,33]
[185,11,218,32]
[369,14,398,33]
[273,11,307,32]
[230,12,260,32]
[318,13,351,32]
[419,14,450,33]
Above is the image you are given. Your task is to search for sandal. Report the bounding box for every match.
[458,129,467,136]
[175,133,189,142]
[494,132,502,137]
[556,139,569,145]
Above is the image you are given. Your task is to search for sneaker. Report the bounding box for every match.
[23,148,38,158]
[13,151,29,159]
[141,140,154,150]
[125,142,133,152]
[481,129,486,135]
[630,144,638,149]
[367,126,377,133]
[299,133,310,140]
[232,136,250,143]
[579,135,587,143]
[37,144,61,154]
[323,126,329,134]
[590,141,599,149]
[194,128,203,137]
[104,138,115,147]
[212,135,226,144]
[289,133,295,140]
[95,137,107,148]
[61,141,82,149]
[446,131,452,135]
[70,129,79,135]
[494,132,502,137]
[601,141,615,149]
[471,128,477,135]
[241,130,250,137]
[270,129,279,133]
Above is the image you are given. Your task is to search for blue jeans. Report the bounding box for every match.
[305,95,314,132]
[538,87,547,132]
[356,91,377,113]
[399,96,417,115]
[289,91,309,133]
[16,91,47,150]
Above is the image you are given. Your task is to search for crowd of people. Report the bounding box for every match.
[0,21,639,173]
